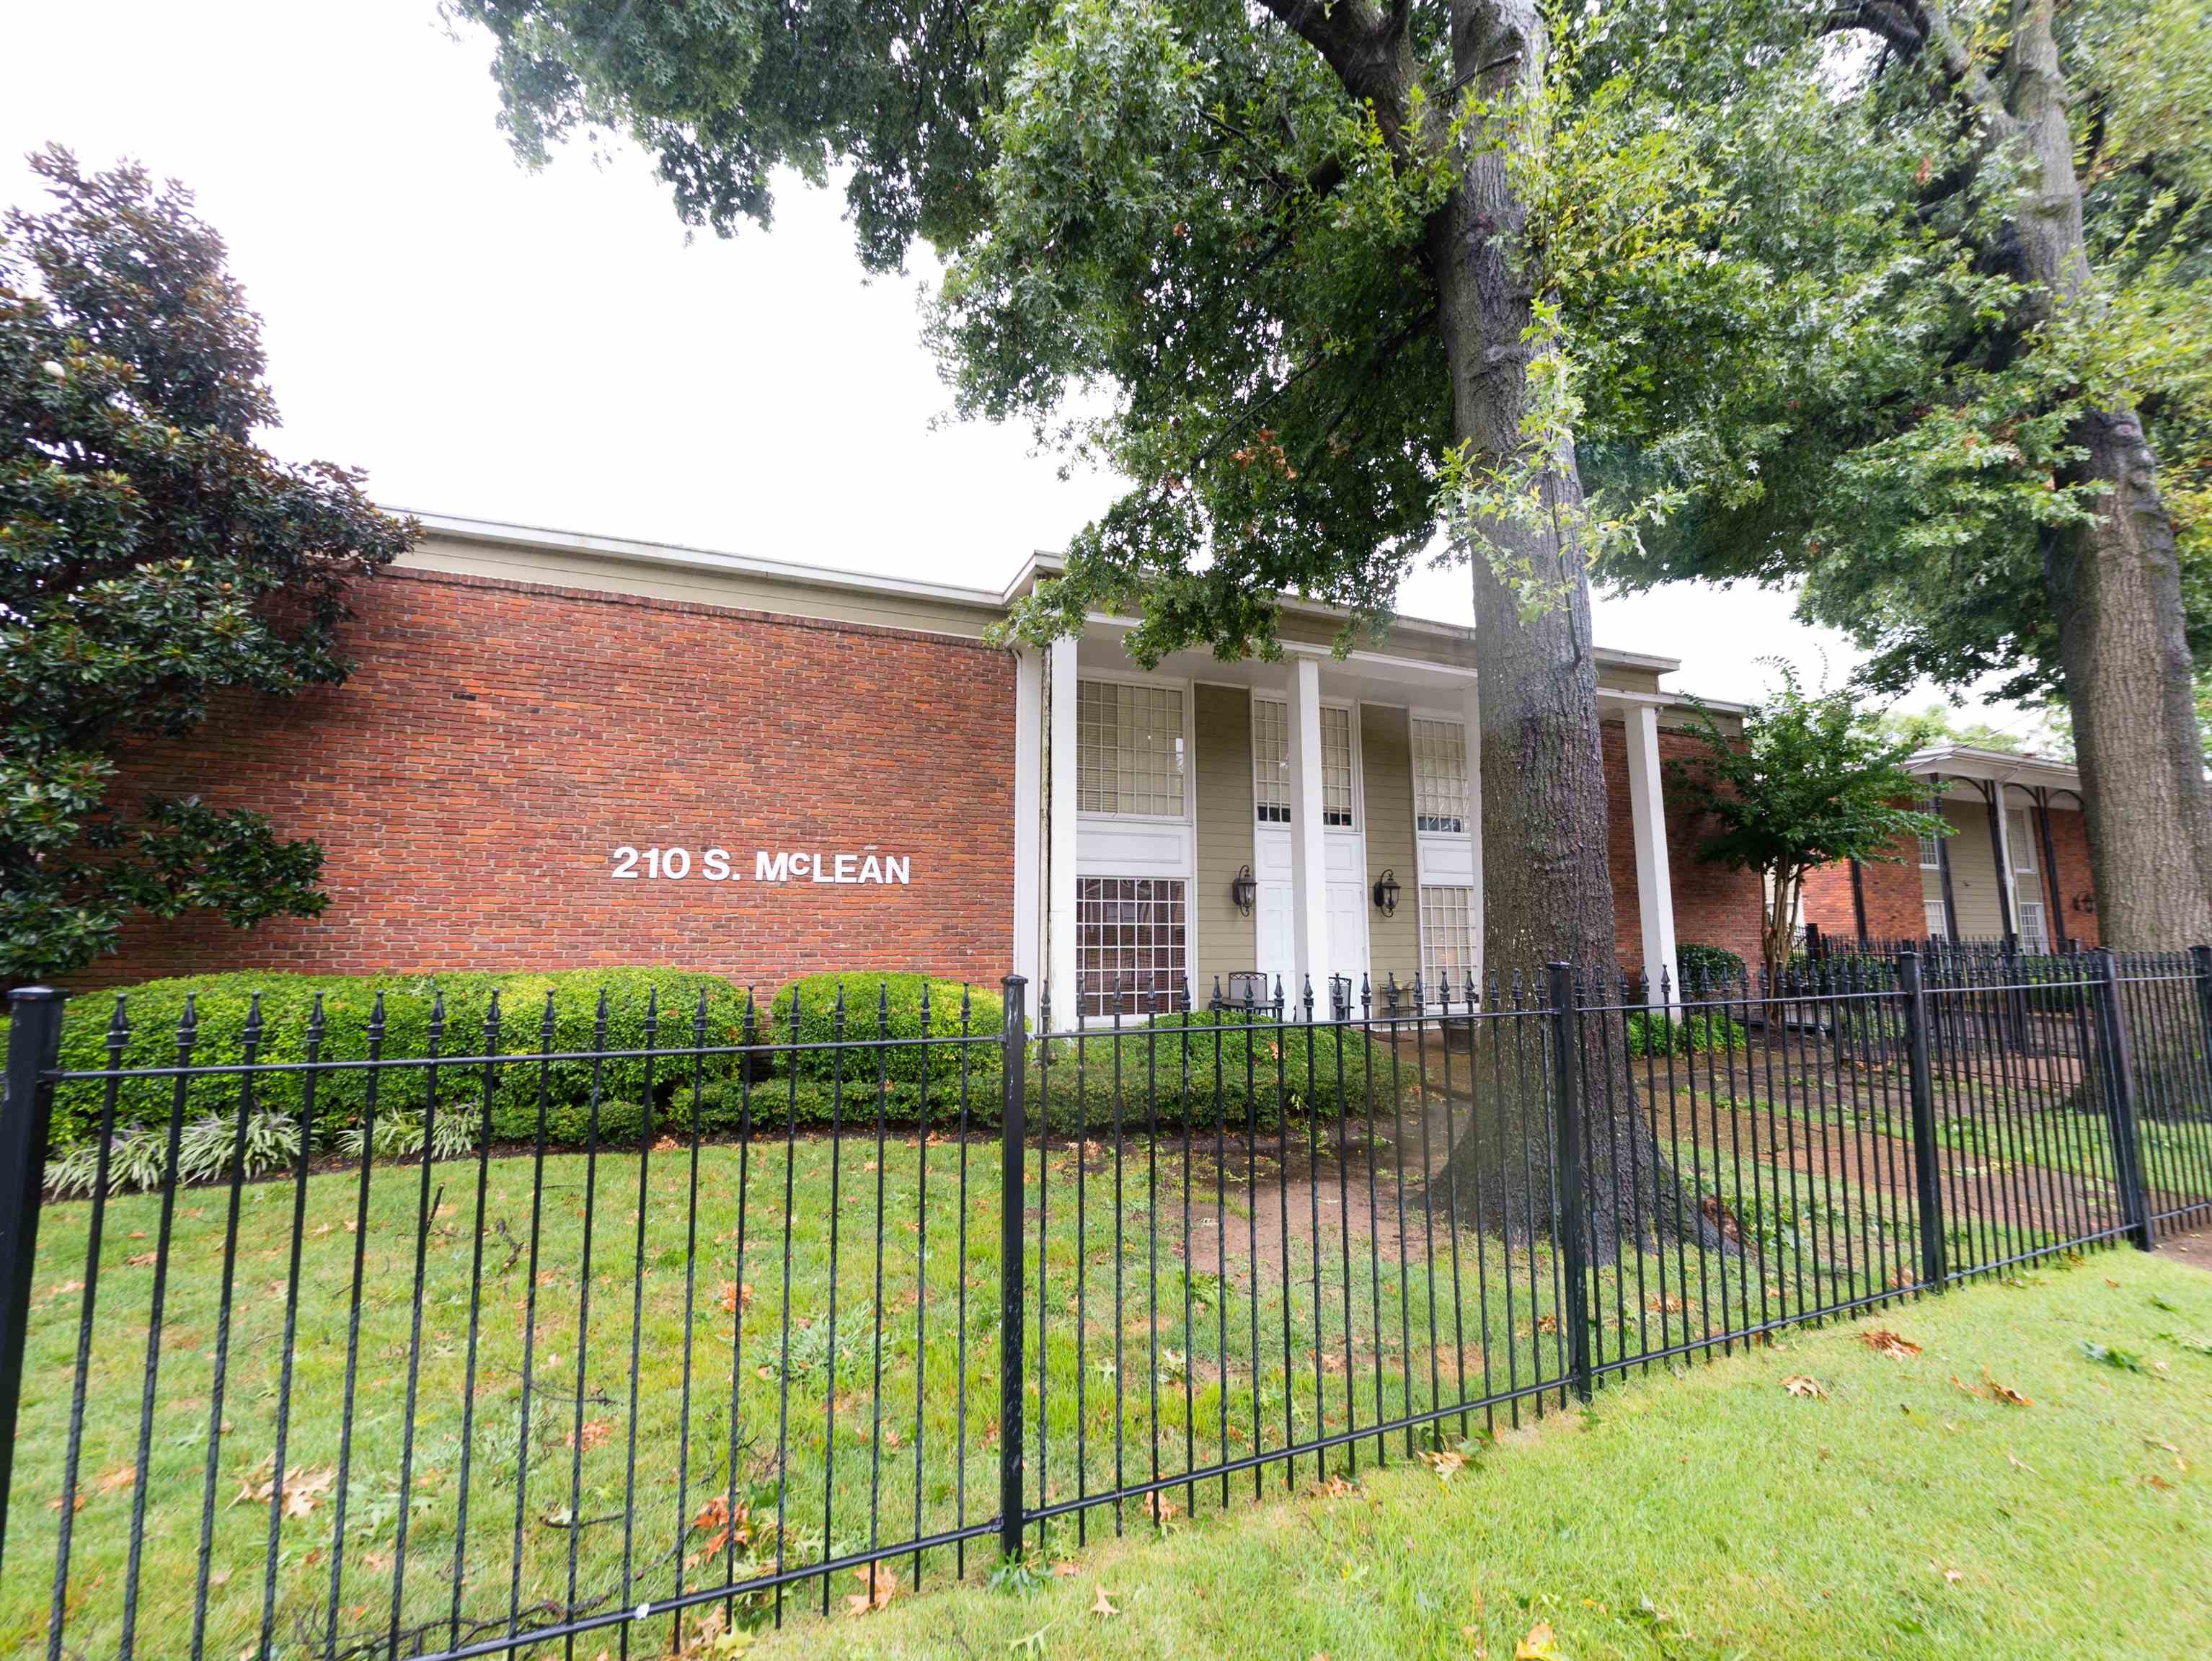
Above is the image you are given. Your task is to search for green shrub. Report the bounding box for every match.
[1035,1010,1402,1134]
[1624,1009,1747,1057]
[48,968,754,1149]
[768,973,1003,1101]
[1673,943,1747,993]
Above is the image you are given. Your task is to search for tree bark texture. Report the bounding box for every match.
[1965,0,2212,948]
[1425,1,1658,1254]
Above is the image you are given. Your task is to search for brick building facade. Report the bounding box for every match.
[1797,747,2102,953]
[83,513,1781,1002]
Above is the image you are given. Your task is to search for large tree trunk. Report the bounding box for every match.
[2001,0,2212,949]
[1425,1,1656,1254]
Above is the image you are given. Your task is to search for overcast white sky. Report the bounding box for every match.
[4,0,2047,725]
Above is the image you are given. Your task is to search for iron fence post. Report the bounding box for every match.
[2089,949,2154,1250]
[1,985,66,1567]
[997,975,1028,1561]
[1895,951,1947,1293]
[1545,963,1593,1403]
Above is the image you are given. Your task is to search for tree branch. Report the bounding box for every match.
[1257,0,1404,113]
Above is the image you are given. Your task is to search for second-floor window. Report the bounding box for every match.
[1918,794,1943,870]
[1322,706,1355,827]
[1077,681,1185,816]
[1412,717,1468,834]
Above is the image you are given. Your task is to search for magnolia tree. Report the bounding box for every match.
[1676,670,1950,980]
[1,150,412,982]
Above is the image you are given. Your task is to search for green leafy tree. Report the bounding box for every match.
[445,0,1733,1244]
[1676,668,1950,978]
[1579,0,2212,948]
[2,149,413,983]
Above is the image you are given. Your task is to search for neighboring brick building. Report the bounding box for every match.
[85,512,1771,1001]
[1797,746,2102,952]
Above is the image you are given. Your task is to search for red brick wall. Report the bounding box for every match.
[1601,722,1766,976]
[2040,804,2102,949]
[84,568,1016,989]
[1800,833,1926,944]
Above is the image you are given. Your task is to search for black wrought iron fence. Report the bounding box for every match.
[2,946,2209,1658]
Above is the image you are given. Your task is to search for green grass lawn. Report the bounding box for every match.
[0,1115,2154,1660]
[753,1247,2212,1660]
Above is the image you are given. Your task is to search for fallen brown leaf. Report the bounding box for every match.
[1782,1376,1827,1399]
[1859,1329,1922,1360]
[844,1564,898,1616]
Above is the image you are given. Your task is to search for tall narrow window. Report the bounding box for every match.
[1420,886,1477,1003]
[1077,681,1185,817]
[1411,717,1468,834]
[1918,794,1943,870]
[1252,698,1289,823]
[2006,807,2038,874]
[1924,898,1949,939]
[1321,705,1355,828]
[1076,877,1188,1016]
[2017,898,2050,954]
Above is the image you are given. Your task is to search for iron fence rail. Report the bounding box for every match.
[1,947,2208,1658]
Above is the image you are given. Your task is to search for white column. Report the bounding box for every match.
[1461,681,1484,990]
[1622,701,1679,1005]
[1284,656,1330,1013]
[1991,784,2022,942]
[1046,638,1079,1023]
[1011,647,1043,998]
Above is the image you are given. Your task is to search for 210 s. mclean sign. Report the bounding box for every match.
[608,846,913,885]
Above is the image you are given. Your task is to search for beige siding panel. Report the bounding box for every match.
[1935,797,2007,937]
[1361,704,1419,983]
[1193,683,1257,991]
[1596,663,1665,698]
[400,532,1002,639]
[1273,608,1479,671]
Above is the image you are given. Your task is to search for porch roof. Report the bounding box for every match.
[1908,743,2084,804]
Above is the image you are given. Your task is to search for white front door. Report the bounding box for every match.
[1324,864,1369,1008]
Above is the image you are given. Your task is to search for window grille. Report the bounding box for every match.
[1918,794,1943,870]
[1420,885,1477,1003]
[2017,898,2050,954]
[1252,698,1289,823]
[1412,717,1468,834]
[1322,705,1354,828]
[1077,681,1185,816]
[1924,897,1949,939]
[1076,878,1188,1017]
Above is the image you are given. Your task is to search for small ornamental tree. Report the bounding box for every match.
[1674,668,1950,980]
[1,149,413,983]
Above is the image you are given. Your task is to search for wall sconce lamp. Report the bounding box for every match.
[1372,869,1401,918]
[1231,863,1257,917]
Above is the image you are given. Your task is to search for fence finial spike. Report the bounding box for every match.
[363,990,381,1039]
[307,991,327,1042]
[243,991,265,1042]
[107,993,130,1044]
[540,988,558,1037]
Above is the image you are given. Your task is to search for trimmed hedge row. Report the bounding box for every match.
[42,971,1404,1186]
[48,970,755,1148]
